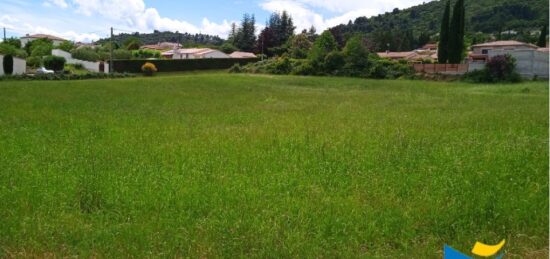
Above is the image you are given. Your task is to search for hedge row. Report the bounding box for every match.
[112,58,259,73]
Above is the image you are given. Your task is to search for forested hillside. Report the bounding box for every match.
[330,0,548,51]
[96,30,224,47]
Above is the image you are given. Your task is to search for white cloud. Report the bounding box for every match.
[0,15,101,42]
[260,0,433,32]
[69,0,232,38]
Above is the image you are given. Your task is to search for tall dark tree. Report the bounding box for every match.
[448,0,465,63]
[537,24,548,47]
[256,26,276,56]
[235,14,256,52]
[438,0,451,64]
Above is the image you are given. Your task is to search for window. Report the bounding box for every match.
[481,49,489,54]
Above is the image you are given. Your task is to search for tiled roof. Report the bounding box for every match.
[230,51,257,58]
[22,34,66,41]
[472,40,538,49]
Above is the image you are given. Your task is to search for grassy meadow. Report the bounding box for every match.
[0,73,548,258]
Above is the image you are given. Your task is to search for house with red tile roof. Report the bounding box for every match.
[20,34,67,47]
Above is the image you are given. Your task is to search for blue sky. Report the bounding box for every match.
[0,0,432,42]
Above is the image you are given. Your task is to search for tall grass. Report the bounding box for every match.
[0,73,547,258]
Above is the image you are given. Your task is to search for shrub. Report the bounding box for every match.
[43,55,66,72]
[26,56,42,68]
[72,47,101,62]
[272,57,292,74]
[291,60,315,75]
[113,49,132,60]
[141,62,158,76]
[73,63,84,70]
[58,41,75,52]
[324,51,345,74]
[486,55,521,82]
[463,54,521,83]
[3,54,14,75]
[228,64,242,73]
[132,49,161,59]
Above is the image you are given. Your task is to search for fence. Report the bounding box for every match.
[52,49,109,73]
[413,64,469,75]
[0,55,27,76]
[112,58,259,73]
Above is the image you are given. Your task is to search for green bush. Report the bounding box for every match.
[31,45,53,57]
[3,54,14,75]
[228,64,242,73]
[272,57,293,74]
[26,56,42,68]
[132,49,161,59]
[113,49,132,60]
[463,55,522,83]
[43,55,66,72]
[113,58,259,73]
[323,51,345,74]
[72,47,101,62]
[58,41,75,52]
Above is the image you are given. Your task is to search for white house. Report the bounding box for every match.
[20,34,67,47]
[468,40,548,79]
[161,48,229,59]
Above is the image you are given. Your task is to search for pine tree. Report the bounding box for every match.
[537,24,548,47]
[438,0,451,64]
[448,0,465,63]
[235,14,256,52]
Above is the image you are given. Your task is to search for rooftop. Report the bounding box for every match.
[22,34,67,41]
[472,40,538,49]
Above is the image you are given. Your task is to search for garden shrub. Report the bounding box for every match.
[228,64,242,73]
[323,51,345,74]
[3,54,14,75]
[43,55,66,72]
[272,57,292,74]
[72,47,100,61]
[141,62,158,76]
[463,54,521,83]
[26,56,42,68]
[113,49,133,60]
[132,49,161,59]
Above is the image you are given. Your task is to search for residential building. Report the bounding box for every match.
[20,34,67,47]
[468,40,548,79]
[141,42,182,51]
[161,48,229,59]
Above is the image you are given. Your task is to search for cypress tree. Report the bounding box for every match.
[438,0,451,64]
[537,24,548,47]
[448,0,465,63]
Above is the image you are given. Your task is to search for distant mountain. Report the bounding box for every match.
[329,0,548,51]
[96,30,224,47]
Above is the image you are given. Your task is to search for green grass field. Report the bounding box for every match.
[0,73,548,258]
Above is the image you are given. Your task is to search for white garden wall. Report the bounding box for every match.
[0,55,27,76]
[469,49,549,79]
[52,49,109,73]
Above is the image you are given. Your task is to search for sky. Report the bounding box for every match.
[0,0,433,42]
